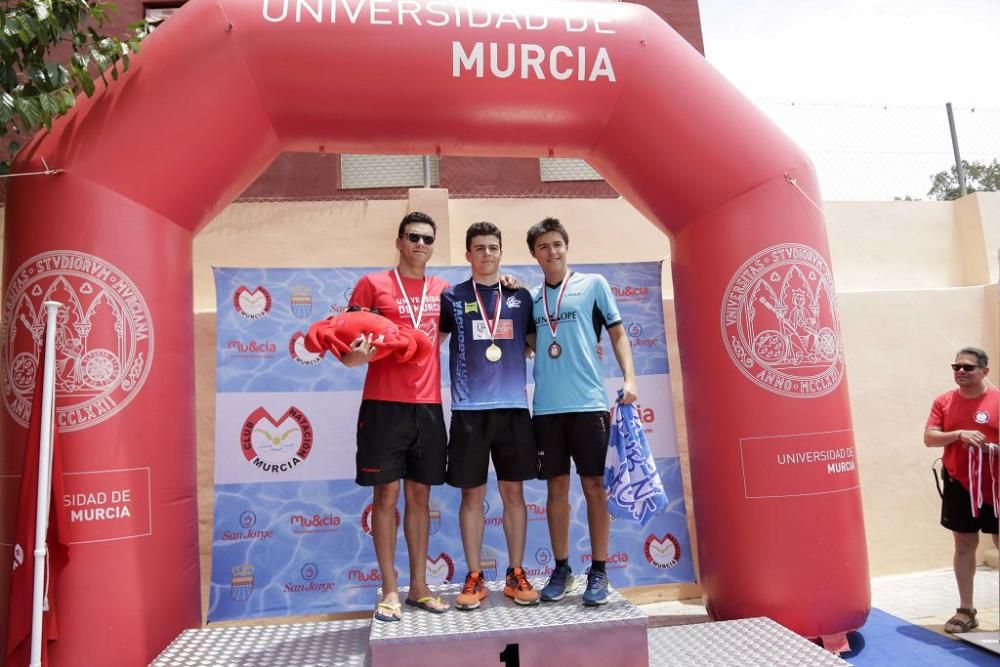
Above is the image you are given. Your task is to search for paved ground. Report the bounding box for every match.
[638,566,1000,636]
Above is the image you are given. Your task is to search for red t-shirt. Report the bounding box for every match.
[348,270,447,404]
[926,386,998,491]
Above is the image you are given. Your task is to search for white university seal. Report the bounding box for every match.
[2,250,154,431]
[721,243,843,399]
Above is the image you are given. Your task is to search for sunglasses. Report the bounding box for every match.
[402,233,435,246]
[951,364,980,372]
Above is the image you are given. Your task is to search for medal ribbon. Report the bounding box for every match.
[473,281,502,343]
[542,271,573,340]
[392,268,428,330]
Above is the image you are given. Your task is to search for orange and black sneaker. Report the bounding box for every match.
[504,566,540,606]
[455,571,488,610]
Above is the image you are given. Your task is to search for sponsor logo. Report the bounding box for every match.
[580,551,629,569]
[974,410,988,424]
[480,548,498,581]
[290,512,341,534]
[2,250,154,432]
[721,243,844,399]
[290,285,313,318]
[240,406,313,473]
[429,501,442,535]
[506,295,522,309]
[464,301,479,314]
[644,533,681,569]
[533,311,578,327]
[226,339,278,358]
[481,499,491,515]
[526,502,546,522]
[534,547,553,567]
[288,332,323,366]
[233,285,272,319]
[625,322,658,348]
[472,319,514,340]
[343,287,355,302]
[360,503,401,537]
[283,562,336,594]
[426,552,455,585]
[231,564,255,601]
[611,285,650,302]
[222,510,274,541]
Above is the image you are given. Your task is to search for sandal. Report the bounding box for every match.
[944,607,978,634]
[374,601,401,622]
[405,596,449,614]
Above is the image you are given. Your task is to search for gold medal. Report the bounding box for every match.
[486,343,502,362]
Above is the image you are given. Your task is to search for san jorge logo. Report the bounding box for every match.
[240,406,313,473]
[721,243,843,399]
[644,533,681,569]
[2,250,154,432]
[233,285,272,319]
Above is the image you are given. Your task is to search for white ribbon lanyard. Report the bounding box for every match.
[393,268,428,330]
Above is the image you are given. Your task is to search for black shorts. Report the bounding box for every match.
[447,409,537,488]
[356,400,447,486]
[941,468,999,534]
[533,411,610,479]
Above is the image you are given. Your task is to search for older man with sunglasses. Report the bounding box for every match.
[340,211,450,621]
[924,346,998,634]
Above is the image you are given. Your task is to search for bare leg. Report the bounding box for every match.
[953,531,980,609]
[581,476,609,562]
[372,482,401,609]
[459,485,487,572]
[499,480,527,567]
[546,475,571,559]
[403,480,447,610]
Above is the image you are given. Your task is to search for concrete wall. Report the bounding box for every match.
[3,191,998,611]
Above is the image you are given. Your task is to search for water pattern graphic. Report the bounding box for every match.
[209,263,693,621]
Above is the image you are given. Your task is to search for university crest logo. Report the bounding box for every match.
[2,250,154,431]
[721,243,843,398]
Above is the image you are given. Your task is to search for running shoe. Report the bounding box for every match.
[504,567,540,606]
[582,568,609,606]
[455,571,488,610]
[539,563,573,602]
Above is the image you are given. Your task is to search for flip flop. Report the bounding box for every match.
[374,601,401,622]
[405,596,448,614]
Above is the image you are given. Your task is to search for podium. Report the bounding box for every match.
[369,578,647,666]
[152,581,852,666]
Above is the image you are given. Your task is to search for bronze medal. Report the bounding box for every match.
[548,341,561,358]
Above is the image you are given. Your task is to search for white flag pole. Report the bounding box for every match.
[30,301,62,667]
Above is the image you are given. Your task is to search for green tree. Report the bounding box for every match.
[927,158,1000,200]
[0,0,150,173]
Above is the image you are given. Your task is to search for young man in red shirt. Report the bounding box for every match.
[924,346,998,634]
[341,212,450,621]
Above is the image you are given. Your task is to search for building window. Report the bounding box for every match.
[340,154,440,190]
[539,158,603,182]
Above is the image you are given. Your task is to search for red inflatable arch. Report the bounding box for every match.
[1,0,870,663]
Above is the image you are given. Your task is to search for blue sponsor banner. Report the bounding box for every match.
[209,262,694,621]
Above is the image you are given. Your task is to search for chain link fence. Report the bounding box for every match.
[757,102,1000,201]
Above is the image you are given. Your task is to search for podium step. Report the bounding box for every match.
[369,577,648,666]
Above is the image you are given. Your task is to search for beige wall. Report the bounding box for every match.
[2,191,998,610]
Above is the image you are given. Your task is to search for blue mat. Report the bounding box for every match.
[843,608,998,666]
